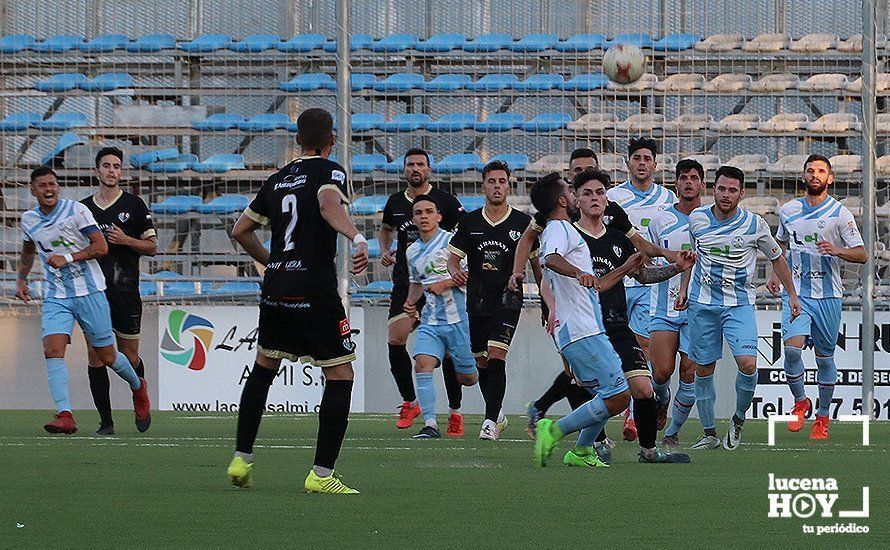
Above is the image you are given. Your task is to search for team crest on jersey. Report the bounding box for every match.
[509,230,522,241]
[732,236,745,248]
[118,212,130,223]
[818,220,827,229]
[613,245,622,257]
[603,215,613,225]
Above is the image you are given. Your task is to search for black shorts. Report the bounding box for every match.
[469,308,521,357]
[387,280,425,324]
[606,323,650,379]
[106,290,142,339]
[258,295,357,367]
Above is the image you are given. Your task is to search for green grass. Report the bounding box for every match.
[3,410,887,549]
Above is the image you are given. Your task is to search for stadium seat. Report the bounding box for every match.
[740,196,779,217]
[797,73,849,92]
[421,73,471,92]
[382,154,435,173]
[789,33,838,52]
[653,73,704,92]
[681,153,722,172]
[191,154,245,173]
[139,280,157,296]
[607,33,653,48]
[559,73,609,91]
[701,73,751,92]
[370,34,419,52]
[711,113,761,132]
[555,34,606,52]
[151,195,203,214]
[280,72,333,92]
[725,154,770,173]
[328,73,378,91]
[146,154,199,173]
[808,113,860,133]
[0,34,36,53]
[179,34,232,52]
[416,33,466,52]
[693,33,743,52]
[512,73,564,91]
[130,148,180,168]
[829,154,862,174]
[81,73,134,91]
[80,34,130,52]
[462,33,513,52]
[742,33,788,52]
[619,113,671,132]
[366,238,397,258]
[877,113,890,134]
[877,155,890,175]
[467,74,519,91]
[674,113,714,131]
[433,153,483,173]
[598,153,629,178]
[350,195,388,215]
[748,73,799,92]
[651,33,700,51]
[0,111,42,131]
[520,112,571,132]
[489,153,528,171]
[125,33,175,52]
[351,113,385,132]
[237,113,292,132]
[230,34,281,52]
[527,153,569,174]
[509,33,558,52]
[606,73,657,91]
[161,279,198,297]
[766,154,811,175]
[473,112,524,132]
[655,154,676,176]
[846,73,890,92]
[322,34,373,52]
[34,112,87,131]
[373,73,425,92]
[567,112,618,131]
[278,33,326,52]
[350,153,387,173]
[35,73,87,92]
[206,281,260,295]
[193,113,246,131]
[40,132,86,165]
[459,195,486,211]
[196,194,250,213]
[361,280,394,293]
[840,196,863,216]
[758,113,809,133]
[32,34,84,52]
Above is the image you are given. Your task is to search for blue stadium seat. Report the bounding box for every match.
[32,35,85,53]
[125,33,175,52]
[193,113,245,131]
[509,33,558,52]
[351,195,389,215]
[278,33,326,52]
[651,33,700,51]
[459,195,486,211]
[34,112,87,130]
[378,113,431,132]
[366,238,397,259]
[80,73,134,91]
[416,33,466,52]
[462,33,513,52]
[425,112,475,132]
[0,34,36,53]
[41,133,86,165]
[555,33,607,52]
[179,34,232,52]
[0,112,42,131]
[130,148,180,168]
[146,154,199,173]
[351,113,384,132]
[325,72,378,91]
[35,73,87,92]
[473,112,524,132]
[322,34,374,52]
[195,194,250,213]
[489,153,529,171]
[370,34,418,52]
[382,154,435,173]
[191,154,245,173]
[512,73,564,91]
[433,153,483,173]
[559,73,609,91]
[467,74,519,91]
[230,34,281,52]
[206,281,260,294]
[421,73,471,92]
[237,113,291,132]
[373,73,425,92]
[520,112,571,132]
[139,280,157,296]
[607,33,654,48]
[80,34,130,52]
[350,153,387,173]
[151,195,203,214]
[280,72,333,92]
[162,279,198,296]
[360,280,394,293]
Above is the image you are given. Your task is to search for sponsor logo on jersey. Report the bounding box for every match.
[118,212,130,223]
[612,245,622,258]
[509,230,522,241]
[331,170,346,183]
[792,231,821,246]
[732,236,746,248]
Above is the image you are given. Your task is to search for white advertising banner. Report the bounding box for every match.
[157,306,364,412]
[751,309,890,421]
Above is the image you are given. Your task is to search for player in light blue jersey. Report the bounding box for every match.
[404,195,478,439]
[677,166,800,450]
[16,167,151,434]
[647,159,705,449]
[767,155,866,440]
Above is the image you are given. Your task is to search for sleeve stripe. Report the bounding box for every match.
[318,184,350,205]
[141,229,157,239]
[446,244,466,258]
[243,207,269,226]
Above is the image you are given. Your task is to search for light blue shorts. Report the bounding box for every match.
[625,285,651,338]
[687,302,758,365]
[561,333,628,399]
[649,312,690,355]
[413,320,477,375]
[42,292,115,348]
[782,294,841,356]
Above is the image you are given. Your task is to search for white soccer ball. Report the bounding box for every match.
[603,43,646,84]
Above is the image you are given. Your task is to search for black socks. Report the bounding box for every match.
[388,344,415,402]
[314,379,354,469]
[235,363,277,454]
[88,365,113,428]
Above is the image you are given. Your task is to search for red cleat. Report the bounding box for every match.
[446,412,464,437]
[44,411,77,434]
[623,409,637,441]
[396,401,421,429]
[787,397,811,432]
[809,415,830,440]
[132,377,152,433]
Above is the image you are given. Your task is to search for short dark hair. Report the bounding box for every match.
[530,172,565,221]
[411,194,439,212]
[627,137,658,158]
[404,147,430,166]
[804,154,832,172]
[95,146,124,168]
[675,158,705,181]
[482,160,510,180]
[572,167,611,190]
[30,166,56,183]
[714,165,745,186]
[570,147,598,165]
[296,108,334,152]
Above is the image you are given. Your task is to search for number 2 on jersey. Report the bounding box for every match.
[281,195,298,251]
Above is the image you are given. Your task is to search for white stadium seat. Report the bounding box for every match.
[681,153,722,172]
[877,154,890,175]
[789,33,839,52]
[566,112,618,132]
[828,154,862,174]
[693,33,743,52]
[837,34,886,52]
[598,153,629,178]
[846,73,890,93]
[726,154,770,173]
[758,113,809,133]
[674,113,714,131]
[747,73,799,92]
[711,113,761,132]
[742,33,789,52]
[877,113,890,133]
[797,73,849,92]
[701,73,752,92]
[606,73,657,91]
[840,196,862,216]
[653,73,704,92]
[620,113,669,132]
[766,154,812,175]
[740,196,779,217]
[807,113,860,133]
[526,153,569,174]
[655,154,676,176]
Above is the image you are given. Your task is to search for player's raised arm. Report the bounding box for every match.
[629,231,676,262]
[630,249,696,285]
[15,240,37,302]
[318,188,369,274]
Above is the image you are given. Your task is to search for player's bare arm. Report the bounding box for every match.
[766,240,789,295]
[629,232,676,262]
[674,266,692,311]
[446,251,469,287]
[403,282,423,317]
[770,254,802,320]
[425,278,458,295]
[816,241,867,264]
[231,214,270,265]
[544,252,597,288]
[509,223,539,290]
[47,229,108,269]
[106,224,158,256]
[379,223,395,266]
[318,188,369,274]
[15,240,37,302]
[631,249,696,285]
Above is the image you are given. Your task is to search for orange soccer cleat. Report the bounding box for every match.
[132,377,152,433]
[44,411,77,434]
[396,401,421,429]
[809,415,830,440]
[622,409,637,441]
[446,412,464,437]
[787,398,812,432]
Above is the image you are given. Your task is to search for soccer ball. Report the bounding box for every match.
[603,43,646,84]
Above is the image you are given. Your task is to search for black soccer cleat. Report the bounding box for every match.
[412,426,442,439]
[94,425,115,436]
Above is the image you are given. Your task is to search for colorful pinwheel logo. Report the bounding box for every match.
[160,310,214,370]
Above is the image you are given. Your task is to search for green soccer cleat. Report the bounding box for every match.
[563,448,610,468]
[534,418,561,468]
[304,470,360,494]
[227,456,253,488]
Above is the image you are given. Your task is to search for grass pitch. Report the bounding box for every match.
[2,410,887,549]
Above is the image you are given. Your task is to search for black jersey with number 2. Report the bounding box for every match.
[244,156,349,298]
[575,222,637,328]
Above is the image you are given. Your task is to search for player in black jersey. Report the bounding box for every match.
[227,108,369,494]
[81,146,157,435]
[379,148,467,434]
[446,160,541,440]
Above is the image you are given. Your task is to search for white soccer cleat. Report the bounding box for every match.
[690,434,721,449]
[723,416,744,450]
[479,419,499,441]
